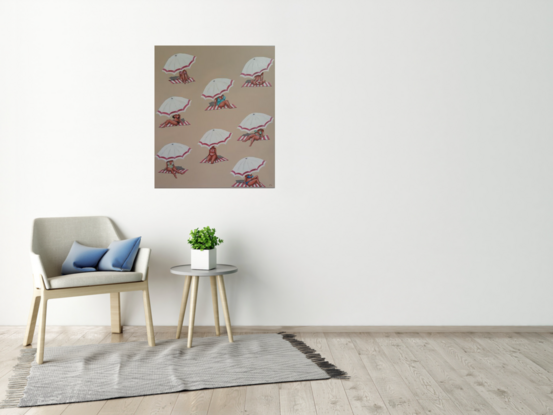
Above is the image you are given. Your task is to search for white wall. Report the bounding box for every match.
[1,0,552,327]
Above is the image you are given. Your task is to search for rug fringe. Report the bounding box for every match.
[0,348,35,409]
[278,332,350,380]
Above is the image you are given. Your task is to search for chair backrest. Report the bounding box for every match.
[31,216,123,278]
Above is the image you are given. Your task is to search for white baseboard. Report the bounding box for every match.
[129,325,553,333]
[5,325,552,333]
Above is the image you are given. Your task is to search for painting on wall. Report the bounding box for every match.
[155,46,275,188]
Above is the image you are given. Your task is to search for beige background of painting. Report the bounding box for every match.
[155,46,275,188]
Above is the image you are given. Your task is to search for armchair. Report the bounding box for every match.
[24,216,155,364]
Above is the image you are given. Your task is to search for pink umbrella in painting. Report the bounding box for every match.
[156,143,191,178]
[199,129,232,147]
[163,53,196,73]
[237,113,273,145]
[157,97,191,128]
[238,113,273,131]
[241,57,273,87]
[230,157,266,188]
[198,129,232,165]
[163,53,196,84]
[202,78,236,111]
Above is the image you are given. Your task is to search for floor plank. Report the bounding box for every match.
[206,386,246,415]
[325,333,373,383]
[311,379,355,415]
[459,333,553,414]
[397,333,501,415]
[301,333,354,415]
[171,390,213,415]
[0,408,29,415]
[98,397,143,415]
[416,398,463,414]
[60,400,107,415]
[71,327,111,346]
[470,332,553,395]
[134,393,177,415]
[536,332,553,347]
[245,384,280,415]
[279,382,317,415]
[342,382,388,415]
[300,333,338,366]
[352,333,425,415]
[485,332,553,373]
[423,333,536,415]
[372,333,449,402]
[324,334,389,414]
[25,404,69,415]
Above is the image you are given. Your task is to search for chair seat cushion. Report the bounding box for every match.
[48,271,143,289]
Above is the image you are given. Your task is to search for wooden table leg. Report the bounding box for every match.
[210,276,220,336]
[176,275,192,339]
[187,276,199,348]
[216,275,233,343]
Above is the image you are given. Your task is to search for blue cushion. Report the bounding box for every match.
[98,237,141,272]
[61,242,109,275]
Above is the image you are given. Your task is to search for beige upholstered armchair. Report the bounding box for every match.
[24,216,155,364]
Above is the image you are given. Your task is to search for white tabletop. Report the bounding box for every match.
[170,264,238,277]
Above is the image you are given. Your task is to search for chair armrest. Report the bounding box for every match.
[30,253,50,289]
[133,248,151,281]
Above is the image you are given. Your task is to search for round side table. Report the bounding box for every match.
[170,264,238,348]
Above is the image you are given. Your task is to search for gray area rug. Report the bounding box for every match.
[1,333,348,408]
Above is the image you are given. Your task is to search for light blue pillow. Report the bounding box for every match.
[98,237,141,272]
[61,242,109,275]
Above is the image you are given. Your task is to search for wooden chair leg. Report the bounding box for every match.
[210,276,220,336]
[23,290,41,346]
[110,292,122,334]
[187,276,199,348]
[176,275,192,339]
[36,296,48,364]
[216,275,233,343]
[142,288,155,347]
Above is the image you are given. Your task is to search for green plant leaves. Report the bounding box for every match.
[187,226,224,251]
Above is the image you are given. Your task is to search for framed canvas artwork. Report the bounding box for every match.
[155,46,275,188]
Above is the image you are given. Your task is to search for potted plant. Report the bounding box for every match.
[188,226,223,270]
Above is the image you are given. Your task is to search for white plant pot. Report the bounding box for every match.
[191,248,217,270]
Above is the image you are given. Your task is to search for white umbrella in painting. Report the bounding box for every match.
[198,129,232,148]
[238,113,273,132]
[202,78,234,100]
[162,53,196,73]
[156,143,191,161]
[241,57,274,78]
[157,97,191,117]
[231,157,266,177]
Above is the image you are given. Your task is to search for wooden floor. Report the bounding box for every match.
[1,327,553,414]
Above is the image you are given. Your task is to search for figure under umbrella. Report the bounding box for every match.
[156,143,191,178]
[163,53,196,84]
[202,79,236,111]
[241,57,273,87]
[237,113,273,146]
[198,129,232,164]
[157,97,191,128]
[231,157,266,188]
